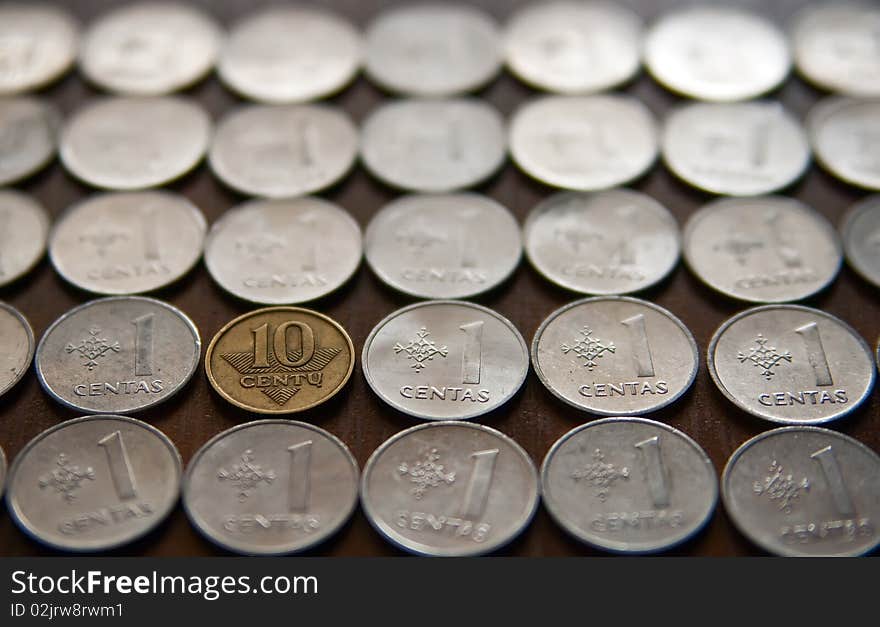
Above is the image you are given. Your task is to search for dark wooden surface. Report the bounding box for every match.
[1,0,877,557]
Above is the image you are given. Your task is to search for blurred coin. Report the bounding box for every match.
[722,426,880,556]
[35,296,201,414]
[504,0,643,94]
[509,94,658,190]
[0,301,34,398]
[840,195,880,288]
[6,414,181,552]
[365,193,520,299]
[808,96,880,190]
[0,97,59,185]
[364,3,502,96]
[524,189,679,295]
[219,6,361,103]
[0,190,50,287]
[683,197,841,303]
[60,96,211,190]
[361,421,539,556]
[183,420,359,555]
[708,305,875,425]
[0,443,5,500]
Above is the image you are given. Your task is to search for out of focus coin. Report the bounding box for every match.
[219,6,361,103]
[205,307,355,415]
[0,4,79,94]
[644,6,790,102]
[0,190,50,287]
[509,94,658,191]
[841,195,880,288]
[6,414,182,552]
[79,2,222,95]
[35,296,201,414]
[542,417,717,553]
[0,301,34,398]
[361,421,539,556]
[524,189,679,295]
[60,96,211,190]
[183,420,359,555]
[360,98,506,192]
[204,197,361,305]
[362,301,528,421]
[708,305,875,425]
[722,426,880,556]
[532,297,698,416]
[0,97,59,185]
[364,3,502,96]
[49,191,206,295]
[808,96,880,190]
[365,193,520,299]
[504,0,643,94]
[209,104,357,198]
[0,443,6,500]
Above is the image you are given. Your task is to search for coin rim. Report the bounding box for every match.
[807,95,880,191]
[0,189,51,287]
[0,443,6,501]
[0,301,35,398]
[840,194,880,289]
[0,97,61,185]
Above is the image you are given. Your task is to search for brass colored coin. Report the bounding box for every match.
[205,307,354,415]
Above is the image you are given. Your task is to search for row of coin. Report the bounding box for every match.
[0,414,878,557]
[1,3,878,101]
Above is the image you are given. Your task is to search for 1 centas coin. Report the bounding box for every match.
[808,96,880,190]
[0,301,34,398]
[841,195,880,288]
[0,97,60,185]
[0,190,50,287]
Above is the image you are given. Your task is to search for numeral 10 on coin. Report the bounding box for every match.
[252,322,315,368]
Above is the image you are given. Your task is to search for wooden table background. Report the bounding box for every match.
[1,0,877,556]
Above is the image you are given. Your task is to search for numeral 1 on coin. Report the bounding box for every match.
[98,431,137,501]
[460,448,499,520]
[459,321,484,384]
[252,322,315,368]
[287,440,313,513]
[795,322,833,387]
[621,314,655,378]
[810,445,855,517]
[634,436,670,508]
[133,314,154,377]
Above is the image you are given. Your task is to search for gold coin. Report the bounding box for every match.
[205,307,355,414]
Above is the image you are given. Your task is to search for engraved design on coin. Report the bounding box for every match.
[0,191,50,288]
[65,326,121,370]
[736,335,793,380]
[752,460,810,513]
[0,302,35,398]
[570,449,630,501]
[393,328,449,373]
[808,96,880,191]
[398,448,457,499]
[217,450,277,501]
[561,326,616,370]
[38,453,96,503]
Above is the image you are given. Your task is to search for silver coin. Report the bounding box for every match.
[808,96,880,190]
[503,0,643,94]
[708,305,875,425]
[0,443,6,500]
[0,96,59,185]
[542,417,717,553]
[79,2,222,95]
[365,194,520,299]
[60,96,211,191]
[662,101,811,196]
[0,4,79,95]
[791,3,880,98]
[204,197,361,305]
[361,421,539,556]
[684,197,841,304]
[219,6,361,104]
[841,195,880,288]
[209,104,357,198]
[35,296,201,414]
[523,189,679,295]
[0,301,34,398]
[509,94,658,191]
[0,189,50,287]
[532,297,698,416]
[723,426,880,556]
[364,3,502,96]
[360,98,506,193]
[362,301,529,421]
[644,6,790,102]
[183,420,359,555]
[49,191,206,295]
[6,414,182,552]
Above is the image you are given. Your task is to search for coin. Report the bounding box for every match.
[0,96,59,185]
[362,301,528,421]
[361,421,539,556]
[6,414,182,552]
[209,104,357,198]
[219,6,361,103]
[60,96,211,190]
[509,94,658,191]
[0,443,6,500]
[683,197,841,303]
[204,197,361,305]
[808,96,880,190]
[183,420,359,555]
[503,0,643,94]
[542,417,717,553]
[644,6,790,102]
[0,301,34,398]
[524,189,680,295]
[532,297,698,416]
[79,2,222,95]
[722,426,880,557]
[364,3,502,96]
[360,98,506,193]
[708,305,875,425]
[365,194,520,299]
[49,191,206,295]
[35,296,201,414]
[0,190,50,287]
[0,4,79,94]
[841,195,880,288]
[205,307,355,415]
[661,101,811,196]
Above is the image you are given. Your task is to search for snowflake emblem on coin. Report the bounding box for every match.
[38,454,95,503]
[394,327,448,373]
[737,334,792,380]
[65,327,121,371]
[398,448,456,499]
[218,450,277,501]
[235,233,285,262]
[79,229,130,256]
[571,449,629,501]
[753,460,810,513]
[561,326,615,371]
